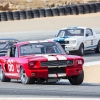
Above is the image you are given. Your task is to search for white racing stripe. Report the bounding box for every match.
[56,55,67,60]
[42,55,57,61]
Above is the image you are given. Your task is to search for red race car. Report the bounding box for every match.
[0,40,84,85]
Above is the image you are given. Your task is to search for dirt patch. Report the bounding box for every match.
[84,65,100,84]
[0,0,99,11]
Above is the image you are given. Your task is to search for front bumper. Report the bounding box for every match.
[26,67,83,78]
[64,44,79,51]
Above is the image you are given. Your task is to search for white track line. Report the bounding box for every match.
[84,61,100,66]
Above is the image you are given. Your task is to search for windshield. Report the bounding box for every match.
[20,42,66,56]
[0,40,19,50]
[57,29,84,37]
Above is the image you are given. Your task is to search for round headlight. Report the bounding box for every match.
[72,40,76,44]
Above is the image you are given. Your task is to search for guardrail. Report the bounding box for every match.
[0,2,100,22]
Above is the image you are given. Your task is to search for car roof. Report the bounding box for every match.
[61,26,88,30]
[15,40,54,46]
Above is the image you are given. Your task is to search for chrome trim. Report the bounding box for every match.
[48,74,57,77]
[48,73,66,78]
[58,73,66,77]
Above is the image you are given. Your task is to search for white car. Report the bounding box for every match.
[50,26,100,56]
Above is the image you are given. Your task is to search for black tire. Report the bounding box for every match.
[38,9,46,17]
[89,3,96,13]
[45,8,53,17]
[68,70,84,85]
[51,7,60,16]
[19,10,26,20]
[32,9,40,18]
[0,66,11,82]
[13,11,20,20]
[57,6,65,16]
[20,67,35,84]
[0,12,7,21]
[6,11,14,21]
[25,10,33,19]
[95,40,100,53]
[83,4,90,14]
[63,6,72,15]
[94,3,100,12]
[77,4,84,14]
[70,5,78,15]
[77,44,84,56]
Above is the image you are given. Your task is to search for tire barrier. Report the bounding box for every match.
[0,2,100,22]
[6,11,13,21]
[25,10,33,19]
[12,11,20,20]
[38,9,46,17]
[19,10,26,20]
[0,12,7,21]
[51,8,59,16]
[32,9,40,18]
[45,8,53,17]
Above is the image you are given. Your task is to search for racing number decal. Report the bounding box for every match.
[7,60,14,72]
[91,40,93,45]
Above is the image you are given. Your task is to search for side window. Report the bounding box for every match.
[10,46,18,57]
[86,29,93,36]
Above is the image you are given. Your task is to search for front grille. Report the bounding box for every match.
[48,67,65,74]
[58,41,69,44]
[41,60,73,67]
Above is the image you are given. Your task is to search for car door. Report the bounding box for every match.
[85,28,96,50]
[5,46,19,77]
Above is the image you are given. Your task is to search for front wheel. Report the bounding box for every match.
[0,66,11,82]
[95,40,100,53]
[68,70,84,85]
[20,67,35,84]
[77,44,84,56]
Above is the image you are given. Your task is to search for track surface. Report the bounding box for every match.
[0,30,100,98]
[0,80,100,98]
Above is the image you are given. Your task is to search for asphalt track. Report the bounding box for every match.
[0,30,100,98]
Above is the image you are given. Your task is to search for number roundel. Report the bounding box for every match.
[7,60,14,72]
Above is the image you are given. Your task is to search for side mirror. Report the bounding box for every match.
[86,33,89,37]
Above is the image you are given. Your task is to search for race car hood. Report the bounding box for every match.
[54,36,83,41]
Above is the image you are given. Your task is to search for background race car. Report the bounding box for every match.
[0,40,84,85]
[48,26,100,56]
[0,38,20,56]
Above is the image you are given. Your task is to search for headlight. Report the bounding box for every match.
[72,40,77,44]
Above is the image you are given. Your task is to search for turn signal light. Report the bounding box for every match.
[28,61,35,68]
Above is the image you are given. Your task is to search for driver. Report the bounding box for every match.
[46,46,55,53]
